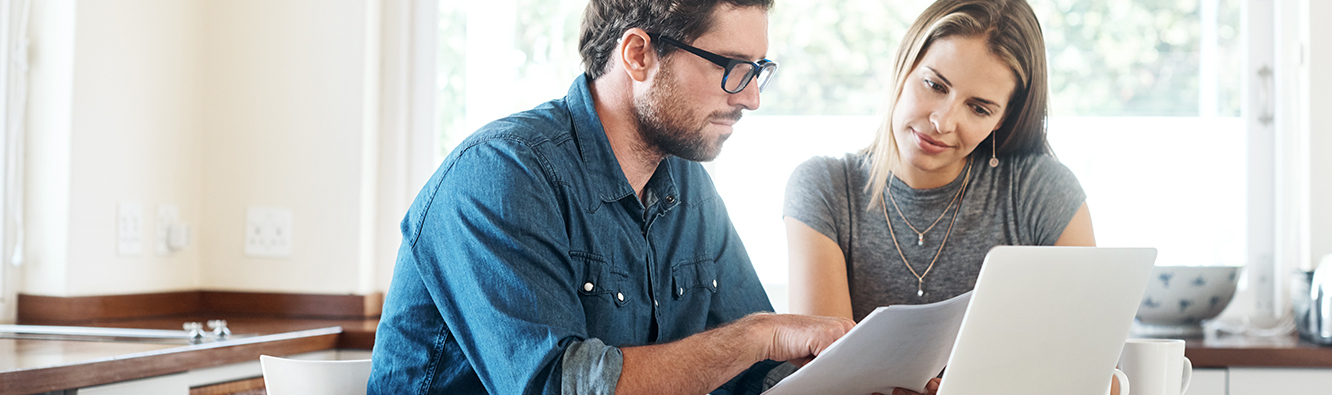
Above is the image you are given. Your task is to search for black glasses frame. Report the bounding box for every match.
[647,33,778,94]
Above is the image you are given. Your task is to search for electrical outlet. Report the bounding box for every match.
[117,202,144,256]
[156,204,179,255]
[244,206,293,258]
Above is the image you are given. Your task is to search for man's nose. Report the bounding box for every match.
[728,78,762,111]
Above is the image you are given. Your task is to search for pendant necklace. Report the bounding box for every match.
[887,161,969,247]
[883,158,973,297]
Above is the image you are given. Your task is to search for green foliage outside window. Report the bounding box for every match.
[437,0,1242,157]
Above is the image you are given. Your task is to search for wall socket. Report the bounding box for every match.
[245,206,293,258]
[117,202,144,256]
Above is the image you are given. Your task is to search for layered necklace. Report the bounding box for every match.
[882,158,973,297]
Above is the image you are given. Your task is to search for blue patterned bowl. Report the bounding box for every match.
[1131,265,1242,338]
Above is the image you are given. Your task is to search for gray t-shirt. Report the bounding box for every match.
[783,152,1086,322]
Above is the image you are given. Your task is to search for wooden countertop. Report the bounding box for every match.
[1187,333,1332,368]
[0,326,342,395]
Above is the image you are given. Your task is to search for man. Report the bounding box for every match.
[368,0,853,394]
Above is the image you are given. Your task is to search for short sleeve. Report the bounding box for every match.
[1013,155,1086,245]
[783,156,851,243]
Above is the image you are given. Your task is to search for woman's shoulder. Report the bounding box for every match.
[791,152,870,179]
[786,152,870,200]
[998,153,1083,192]
[1003,153,1075,177]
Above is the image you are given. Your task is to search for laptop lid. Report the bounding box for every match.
[936,246,1157,395]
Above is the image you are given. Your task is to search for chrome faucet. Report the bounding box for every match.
[208,320,231,339]
[183,322,207,344]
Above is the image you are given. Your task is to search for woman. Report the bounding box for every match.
[784,0,1094,325]
[784,2,1096,393]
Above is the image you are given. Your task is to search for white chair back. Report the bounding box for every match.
[260,355,373,395]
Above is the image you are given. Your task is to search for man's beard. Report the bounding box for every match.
[632,65,743,162]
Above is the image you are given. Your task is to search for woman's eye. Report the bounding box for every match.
[972,105,992,116]
[924,78,945,92]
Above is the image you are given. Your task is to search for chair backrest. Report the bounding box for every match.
[260,355,373,395]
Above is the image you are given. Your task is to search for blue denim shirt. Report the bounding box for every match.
[368,74,778,395]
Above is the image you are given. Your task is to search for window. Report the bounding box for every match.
[436,0,1263,314]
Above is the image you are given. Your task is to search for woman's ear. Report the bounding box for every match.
[618,28,656,83]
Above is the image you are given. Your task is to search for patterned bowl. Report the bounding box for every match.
[1131,265,1242,338]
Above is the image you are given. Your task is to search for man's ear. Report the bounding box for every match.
[619,28,656,83]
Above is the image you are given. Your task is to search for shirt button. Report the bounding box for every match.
[583,282,594,292]
[665,195,676,203]
[654,300,659,307]
[712,279,717,288]
[678,288,684,296]
[616,292,624,302]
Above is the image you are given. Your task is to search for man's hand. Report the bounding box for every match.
[616,312,854,395]
[735,313,855,365]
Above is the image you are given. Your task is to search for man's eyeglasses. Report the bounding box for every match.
[647,33,778,94]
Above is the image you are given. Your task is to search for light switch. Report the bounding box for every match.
[156,204,179,255]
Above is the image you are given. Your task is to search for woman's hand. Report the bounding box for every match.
[875,378,941,395]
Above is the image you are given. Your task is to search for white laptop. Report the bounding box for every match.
[936,246,1157,395]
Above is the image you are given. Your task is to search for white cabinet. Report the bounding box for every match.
[67,349,364,394]
[1183,368,1227,395]
[77,374,189,395]
[1228,367,1332,395]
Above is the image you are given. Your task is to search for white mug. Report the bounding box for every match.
[1118,339,1193,395]
[1105,368,1131,395]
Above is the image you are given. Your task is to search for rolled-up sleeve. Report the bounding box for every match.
[561,338,623,394]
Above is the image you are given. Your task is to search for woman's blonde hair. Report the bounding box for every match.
[863,0,1051,210]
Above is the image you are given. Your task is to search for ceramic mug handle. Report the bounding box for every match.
[1179,357,1193,394]
[1105,368,1131,395]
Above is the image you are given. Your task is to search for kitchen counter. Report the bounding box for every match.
[5,291,383,394]
[0,326,341,395]
[1187,333,1332,367]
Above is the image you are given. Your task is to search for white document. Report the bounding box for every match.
[762,291,972,395]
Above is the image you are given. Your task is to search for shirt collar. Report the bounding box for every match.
[566,73,659,204]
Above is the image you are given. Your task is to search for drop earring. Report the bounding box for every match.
[988,132,999,168]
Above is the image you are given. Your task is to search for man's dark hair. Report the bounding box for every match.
[578,0,775,80]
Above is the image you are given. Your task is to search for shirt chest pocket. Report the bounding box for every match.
[670,258,718,299]
[572,251,630,307]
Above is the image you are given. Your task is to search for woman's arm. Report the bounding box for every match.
[1053,202,1096,246]
[785,217,855,320]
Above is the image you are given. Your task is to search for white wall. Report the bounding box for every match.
[196,0,377,294]
[17,0,398,301]
[64,0,202,295]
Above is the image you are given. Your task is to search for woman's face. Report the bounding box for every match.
[891,35,1017,186]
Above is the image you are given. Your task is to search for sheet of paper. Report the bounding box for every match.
[762,291,972,395]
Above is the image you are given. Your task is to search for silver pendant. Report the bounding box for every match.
[989,157,1000,168]
[917,234,924,246]
[917,281,925,297]
[916,288,924,297]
